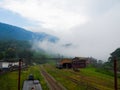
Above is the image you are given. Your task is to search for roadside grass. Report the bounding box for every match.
[0,65,49,90]
[43,64,120,90]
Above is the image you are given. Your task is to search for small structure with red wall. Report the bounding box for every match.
[56,57,90,70]
[72,57,89,70]
[56,58,72,69]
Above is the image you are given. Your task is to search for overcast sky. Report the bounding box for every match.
[0,0,120,61]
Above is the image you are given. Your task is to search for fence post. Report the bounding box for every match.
[18,59,21,90]
[114,57,117,90]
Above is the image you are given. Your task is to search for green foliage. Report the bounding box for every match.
[109,48,120,62]
[106,48,120,71]
[43,64,120,90]
[0,40,32,60]
[0,40,53,64]
[96,68,120,78]
[1,64,119,90]
[95,68,114,76]
[111,48,120,57]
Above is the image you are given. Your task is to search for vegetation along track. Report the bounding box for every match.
[43,64,115,90]
[40,68,66,90]
[45,65,98,89]
[49,70,98,90]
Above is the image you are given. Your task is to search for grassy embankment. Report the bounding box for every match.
[0,65,49,90]
[43,64,120,90]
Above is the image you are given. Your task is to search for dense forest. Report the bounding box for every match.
[0,40,53,64]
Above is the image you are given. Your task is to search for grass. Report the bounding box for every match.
[0,65,49,90]
[95,68,120,78]
[43,64,120,90]
[43,64,87,90]
[1,64,119,90]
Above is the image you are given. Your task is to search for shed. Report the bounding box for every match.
[0,61,10,71]
[58,59,72,68]
[72,57,89,68]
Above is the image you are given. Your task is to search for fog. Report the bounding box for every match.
[32,3,120,61]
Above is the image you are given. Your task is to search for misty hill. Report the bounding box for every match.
[0,22,58,42]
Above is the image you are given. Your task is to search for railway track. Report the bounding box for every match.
[43,65,99,90]
[50,71,98,90]
[41,69,66,90]
[68,70,116,89]
[62,75,98,90]
[42,65,118,90]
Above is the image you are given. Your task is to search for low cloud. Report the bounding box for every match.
[32,3,120,61]
[32,39,77,57]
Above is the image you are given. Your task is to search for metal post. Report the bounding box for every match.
[114,57,117,90]
[18,59,21,90]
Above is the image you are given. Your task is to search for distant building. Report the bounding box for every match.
[56,57,91,70]
[0,61,25,72]
[0,61,10,71]
[56,58,72,69]
[72,57,89,69]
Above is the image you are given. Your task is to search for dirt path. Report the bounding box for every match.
[40,67,66,90]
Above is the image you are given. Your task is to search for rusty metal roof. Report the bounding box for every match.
[60,59,72,64]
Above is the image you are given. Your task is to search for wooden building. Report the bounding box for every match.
[56,57,90,70]
[72,57,89,69]
[56,58,72,69]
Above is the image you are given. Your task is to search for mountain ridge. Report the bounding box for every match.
[0,22,58,42]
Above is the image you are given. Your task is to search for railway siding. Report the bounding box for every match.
[40,66,66,90]
[43,64,120,90]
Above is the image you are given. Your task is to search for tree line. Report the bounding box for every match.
[0,40,51,64]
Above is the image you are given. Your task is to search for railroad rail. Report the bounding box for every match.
[41,69,66,90]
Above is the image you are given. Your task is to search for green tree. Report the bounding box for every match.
[108,48,120,71]
[5,48,16,59]
[0,52,4,59]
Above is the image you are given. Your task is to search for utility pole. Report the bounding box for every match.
[18,59,22,90]
[114,57,118,90]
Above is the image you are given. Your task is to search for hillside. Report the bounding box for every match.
[0,22,58,42]
[0,40,53,64]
